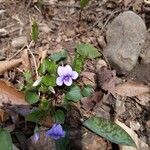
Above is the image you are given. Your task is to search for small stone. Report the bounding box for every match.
[97,36,107,48]
[96,59,107,71]
[65,28,76,38]
[0,28,8,37]
[11,36,28,48]
[81,72,96,89]
[104,11,147,72]
[146,120,150,127]
[40,24,51,33]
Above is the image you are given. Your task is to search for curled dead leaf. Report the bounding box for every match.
[97,66,116,95]
[115,81,149,97]
[0,80,28,106]
[0,58,22,74]
[81,91,103,111]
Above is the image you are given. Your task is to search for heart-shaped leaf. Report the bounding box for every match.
[50,50,68,62]
[76,43,101,59]
[83,117,136,147]
[53,110,65,124]
[25,91,39,104]
[0,128,13,150]
[65,85,82,102]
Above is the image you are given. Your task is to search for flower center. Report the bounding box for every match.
[63,75,71,81]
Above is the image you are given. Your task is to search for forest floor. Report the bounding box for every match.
[0,0,150,150]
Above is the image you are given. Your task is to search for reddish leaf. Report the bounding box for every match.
[81,91,103,111]
[0,80,28,106]
[97,66,116,95]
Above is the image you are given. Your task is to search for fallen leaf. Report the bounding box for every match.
[116,120,149,150]
[97,66,116,95]
[81,91,103,111]
[0,80,28,106]
[0,58,22,74]
[0,109,9,122]
[115,81,149,97]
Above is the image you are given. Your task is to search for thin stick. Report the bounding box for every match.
[27,41,39,79]
[99,9,121,34]
[7,45,26,61]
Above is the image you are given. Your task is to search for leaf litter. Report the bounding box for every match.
[0,0,150,149]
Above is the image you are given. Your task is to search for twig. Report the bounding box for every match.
[53,3,80,8]
[99,9,121,34]
[52,17,73,22]
[27,41,39,79]
[7,45,26,61]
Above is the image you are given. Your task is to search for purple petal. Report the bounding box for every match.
[33,132,40,143]
[56,76,64,86]
[65,65,72,74]
[57,66,67,76]
[71,71,78,80]
[64,77,72,86]
[46,124,65,140]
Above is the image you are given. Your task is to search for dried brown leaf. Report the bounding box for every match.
[0,109,9,122]
[116,120,149,150]
[81,91,103,111]
[115,81,149,97]
[22,49,31,71]
[0,80,28,106]
[97,66,116,95]
[0,58,22,74]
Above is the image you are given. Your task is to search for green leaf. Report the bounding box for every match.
[0,128,13,150]
[31,21,39,42]
[73,54,85,73]
[23,70,33,86]
[76,43,101,59]
[38,61,47,75]
[46,60,57,74]
[25,91,39,104]
[50,50,68,62]
[83,117,136,147]
[55,135,69,150]
[54,110,65,124]
[42,75,56,87]
[65,85,82,102]
[38,59,57,75]
[80,0,90,9]
[39,100,50,111]
[26,109,44,123]
[82,85,93,97]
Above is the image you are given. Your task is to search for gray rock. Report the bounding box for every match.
[140,33,150,64]
[104,11,147,72]
[11,36,28,48]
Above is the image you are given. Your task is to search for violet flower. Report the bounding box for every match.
[33,132,40,143]
[56,65,78,86]
[46,123,65,140]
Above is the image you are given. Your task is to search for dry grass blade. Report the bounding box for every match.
[22,49,31,71]
[0,80,28,106]
[115,81,150,97]
[116,120,149,150]
[0,58,22,74]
